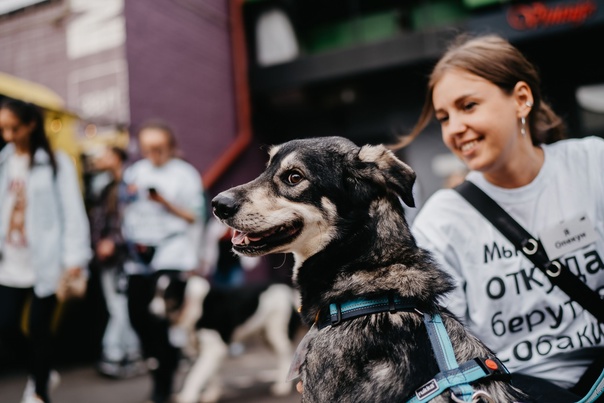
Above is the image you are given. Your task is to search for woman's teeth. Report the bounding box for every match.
[460,140,478,152]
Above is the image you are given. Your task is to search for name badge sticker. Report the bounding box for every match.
[539,215,598,260]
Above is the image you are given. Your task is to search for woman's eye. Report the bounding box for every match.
[285,171,304,185]
[463,102,477,111]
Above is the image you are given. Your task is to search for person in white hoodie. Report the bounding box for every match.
[122,120,204,403]
[0,99,91,403]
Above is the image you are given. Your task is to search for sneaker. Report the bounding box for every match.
[120,358,147,378]
[21,370,60,403]
[97,360,123,378]
[98,358,147,379]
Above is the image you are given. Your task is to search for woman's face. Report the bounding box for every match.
[0,108,34,149]
[139,128,173,167]
[432,68,522,175]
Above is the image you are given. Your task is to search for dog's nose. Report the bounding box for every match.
[212,193,240,219]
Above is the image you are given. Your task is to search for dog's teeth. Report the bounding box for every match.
[232,230,248,245]
[244,236,250,245]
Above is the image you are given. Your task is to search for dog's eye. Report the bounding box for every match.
[284,171,304,186]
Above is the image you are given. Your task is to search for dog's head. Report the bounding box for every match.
[212,136,415,267]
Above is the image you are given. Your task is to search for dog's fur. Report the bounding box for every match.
[149,274,301,403]
[211,136,530,402]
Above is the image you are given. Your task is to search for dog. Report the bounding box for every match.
[211,136,530,402]
[149,274,302,403]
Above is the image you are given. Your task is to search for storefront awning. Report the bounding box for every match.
[0,71,65,110]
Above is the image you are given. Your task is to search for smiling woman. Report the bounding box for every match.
[404,33,604,402]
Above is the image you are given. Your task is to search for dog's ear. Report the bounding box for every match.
[357,144,416,207]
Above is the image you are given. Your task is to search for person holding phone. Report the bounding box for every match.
[121,120,204,403]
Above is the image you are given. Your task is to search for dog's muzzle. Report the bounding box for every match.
[212,193,240,220]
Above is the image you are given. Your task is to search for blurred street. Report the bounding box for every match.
[0,334,302,403]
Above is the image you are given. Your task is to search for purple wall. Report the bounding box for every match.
[124,0,266,194]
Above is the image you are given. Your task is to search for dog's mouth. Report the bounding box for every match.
[230,220,303,254]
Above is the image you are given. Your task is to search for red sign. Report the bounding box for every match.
[507,0,597,29]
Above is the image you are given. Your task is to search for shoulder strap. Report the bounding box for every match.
[454,181,604,323]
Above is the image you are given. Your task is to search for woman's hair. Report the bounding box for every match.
[0,99,58,175]
[394,33,566,149]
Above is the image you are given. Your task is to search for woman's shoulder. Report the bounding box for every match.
[168,158,202,178]
[545,136,604,156]
[413,187,473,229]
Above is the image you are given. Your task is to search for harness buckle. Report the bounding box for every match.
[331,303,342,326]
[474,357,510,381]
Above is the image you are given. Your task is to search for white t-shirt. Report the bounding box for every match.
[122,158,203,273]
[0,154,34,287]
[412,136,604,389]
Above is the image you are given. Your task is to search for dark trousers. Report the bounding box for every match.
[0,284,57,403]
[127,271,185,403]
[511,373,583,403]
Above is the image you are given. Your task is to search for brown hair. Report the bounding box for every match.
[136,119,178,150]
[393,34,566,149]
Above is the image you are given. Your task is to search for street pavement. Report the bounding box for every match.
[0,334,303,403]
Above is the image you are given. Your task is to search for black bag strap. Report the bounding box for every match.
[454,180,604,323]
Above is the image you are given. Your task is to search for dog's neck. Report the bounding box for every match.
[294,197,454,325]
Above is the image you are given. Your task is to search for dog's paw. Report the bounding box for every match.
[270,381,292,396]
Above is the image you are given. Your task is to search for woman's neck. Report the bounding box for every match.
[483,145,545,189]
[14,143,29,156]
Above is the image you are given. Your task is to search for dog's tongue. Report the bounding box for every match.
[231,230,262,245]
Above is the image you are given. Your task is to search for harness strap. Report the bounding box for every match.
[315,294,418,330]
[424,314,475,401]
[407,356,509,403]
[315,297,512,402]
[576,368,604,403]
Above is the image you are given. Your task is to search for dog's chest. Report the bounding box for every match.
[300,317,438,402]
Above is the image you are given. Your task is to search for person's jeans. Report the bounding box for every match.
[100,267,140,363]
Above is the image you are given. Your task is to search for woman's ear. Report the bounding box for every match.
[513,81,534,118]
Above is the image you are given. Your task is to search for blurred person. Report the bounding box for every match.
[0,99,91,403]
[121,120,204,403]
[401,34,604,400]
[87,146,142,378]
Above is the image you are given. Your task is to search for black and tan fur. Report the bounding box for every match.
[212,136,529,402]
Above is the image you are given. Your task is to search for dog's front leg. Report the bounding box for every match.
[176,329,228,403]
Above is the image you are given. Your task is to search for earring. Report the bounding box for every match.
[526,101,533,108]
[521,116,527,137]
